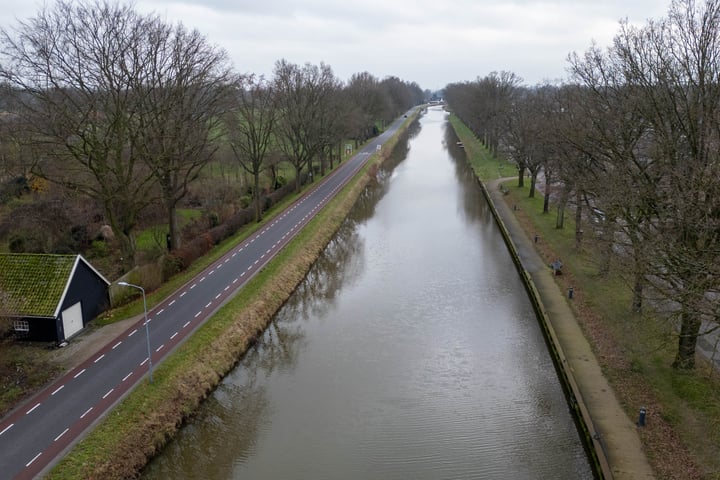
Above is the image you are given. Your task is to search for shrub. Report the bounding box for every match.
[161,254,183,281]
[208,212,220,228]
[89,240,109,258]
[8,232,47,253]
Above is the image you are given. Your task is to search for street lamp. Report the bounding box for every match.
[117,281,153,383]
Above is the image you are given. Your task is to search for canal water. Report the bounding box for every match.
[142,107,593,479]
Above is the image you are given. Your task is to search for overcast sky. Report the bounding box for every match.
[1,0,670,90]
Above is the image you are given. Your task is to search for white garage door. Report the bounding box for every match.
[62,302,84,339]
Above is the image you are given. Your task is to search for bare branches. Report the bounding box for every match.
[224,74,278,221]
[569,0,720,368]
[0,0,232,267]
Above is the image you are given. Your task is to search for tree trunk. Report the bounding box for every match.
[529,171,538,198]
[575,190,583,248]
[117,230,135,273]
[632,274,643,313]
[106,207,136,273]
[597,219,612,276]
[517,164,525,188]
[320,147,327,177]
[253,171,262,222]
[295,164,303,192]
[556,203,565,229]
[167,204,180,252]
[598,241,611,276]
[270,164,278,190]
[673,311,702,369]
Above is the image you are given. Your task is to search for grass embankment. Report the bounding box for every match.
[450,114,720,480]
[46,114,416,479]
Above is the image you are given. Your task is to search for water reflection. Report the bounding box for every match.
[142,108,592,479]
[443,121,496,227]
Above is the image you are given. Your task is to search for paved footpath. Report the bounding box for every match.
[486,178,655,480]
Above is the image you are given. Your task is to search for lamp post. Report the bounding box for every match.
[117,281,153,383]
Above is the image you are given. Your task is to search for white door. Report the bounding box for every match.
[62,302,84,339]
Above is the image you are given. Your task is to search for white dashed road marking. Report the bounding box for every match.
[26,453,41,467]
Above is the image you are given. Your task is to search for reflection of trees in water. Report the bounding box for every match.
[244,318,306,376]
[293,220,365,321]
[142,372,269,479]
[352,118,417,224]
[443,121,494,226]
[274,118,420,324]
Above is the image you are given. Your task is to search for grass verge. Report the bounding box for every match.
[45,114,416,479]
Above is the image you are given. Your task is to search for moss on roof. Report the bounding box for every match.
[0,253,77,317]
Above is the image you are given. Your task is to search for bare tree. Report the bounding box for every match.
[224,74,278,222]
[345,72,386,142]
[569,0,720,368]
[445,71,522,174]
[504,86,554,197]
[133,19,233,250]
[0,0,157,271]
[273,60,340,192]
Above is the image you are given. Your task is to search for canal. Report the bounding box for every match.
[142,107,594,479]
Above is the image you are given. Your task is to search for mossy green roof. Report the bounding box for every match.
[0,253,78,317]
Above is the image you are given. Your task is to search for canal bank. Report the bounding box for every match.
[479,175,654,479]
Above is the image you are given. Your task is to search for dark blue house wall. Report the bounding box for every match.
[23,316,59,342]
[61,261,110,326]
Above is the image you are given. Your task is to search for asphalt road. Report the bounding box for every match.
[0,111,414,480]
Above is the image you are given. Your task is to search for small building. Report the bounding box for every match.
[0,253,110,342]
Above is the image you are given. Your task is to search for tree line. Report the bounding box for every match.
[0,0,425,273]
[445,0,720,370]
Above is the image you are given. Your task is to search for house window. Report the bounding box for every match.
[13,319,29,333]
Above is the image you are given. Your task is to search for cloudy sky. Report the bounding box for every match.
[1,0,669,90]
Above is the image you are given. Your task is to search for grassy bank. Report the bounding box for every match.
[448,115,515,179]
[46,114,416,479]
[450,114,720,479]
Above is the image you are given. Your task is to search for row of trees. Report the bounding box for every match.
[446,0,720,369]
[0,0,424,272]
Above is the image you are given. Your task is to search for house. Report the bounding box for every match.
[0,253,110,342]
